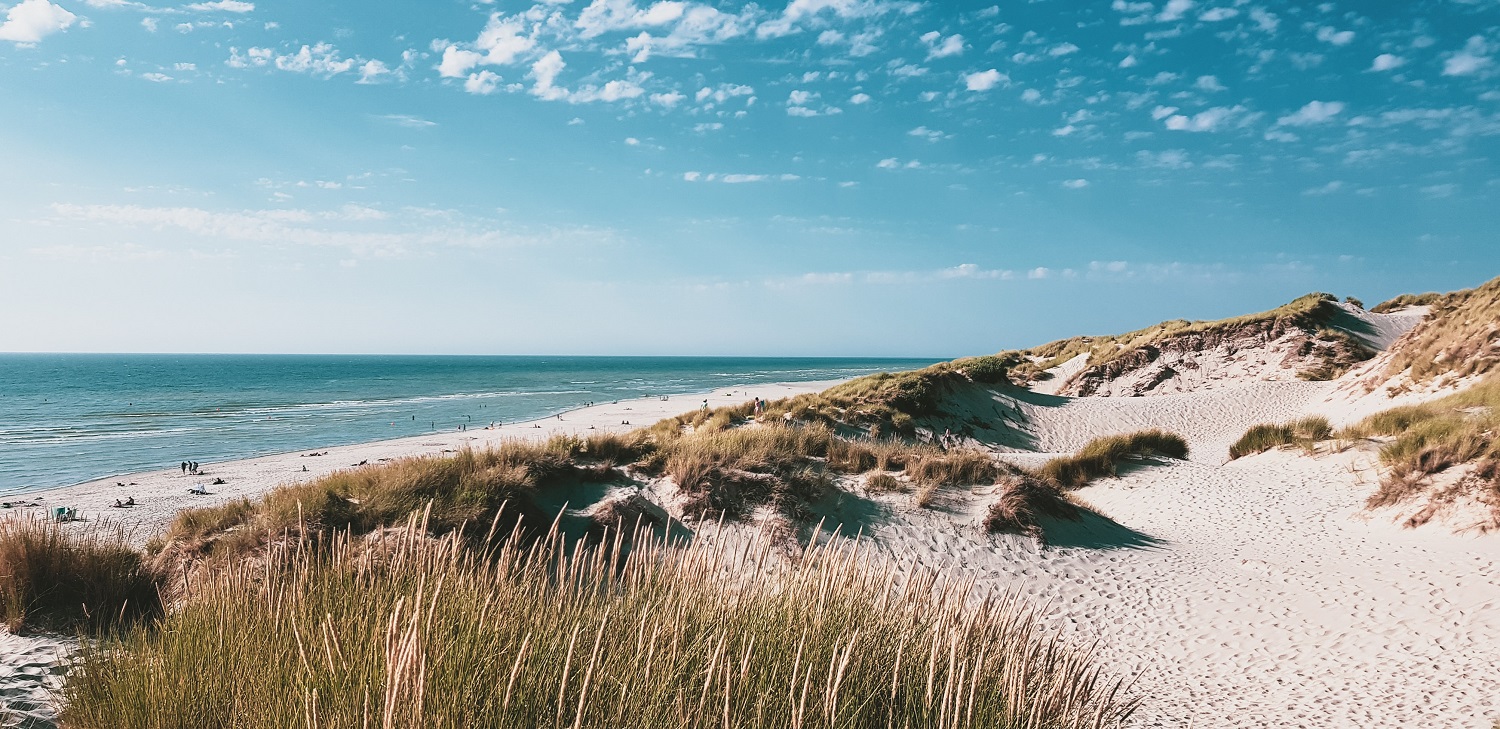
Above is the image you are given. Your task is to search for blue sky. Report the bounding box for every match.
[0,0,1496,356]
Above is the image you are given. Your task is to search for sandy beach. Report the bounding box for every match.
[10,380,840,543]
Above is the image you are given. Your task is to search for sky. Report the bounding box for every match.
[0,0,1497,356]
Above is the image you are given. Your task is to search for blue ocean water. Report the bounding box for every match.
[0,354,938,495]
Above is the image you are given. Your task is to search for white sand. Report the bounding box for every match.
[0,633,68,728]
[11,380,838,542]
[7,318,1499,728]
[829,382,1500,726]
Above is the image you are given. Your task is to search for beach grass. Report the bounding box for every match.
[0,516,160,633]
[1227,417,1334,460]
[1341,376,1500,529]
[1037,431,1190,490]
[1381,275,1500,385]
[62,517,1137,729]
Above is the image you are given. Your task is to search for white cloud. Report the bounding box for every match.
[1369,53,1405,72]
[274,43,357,77]
[907,125,949,141]
[1315,27,1354,46]
[1443,36,1493,76]
[1027,267,1051,279]
[1151,105,1179,120]
[683,171,701,181]
[1156,0,1193,22]
[1277,100,1344,126]
[849,92,870,104]
[0,0,76,44]
[921,30,963,59]
[650,90,685,107]
[357,60,390,84]
[1062,178,1089,188]
[1199,7,1237,21]
[185,0,254,11]
[1302,180,1343,195]
[1195,75,1225,91]
[1163,105,1244,132]
[575,0,685,39]
[1118,53,1138,68]
[1249,8,1278,33]
[141,72,173,82]
[963,68,1006,91]
[756,0,920,40]
[1049,42,1079,56]
[463,69,502,94]
[438,47,484,78]
[529,50,567,100]
[141,17,157,31]
[380,114,437,128]
[51,203,599,257]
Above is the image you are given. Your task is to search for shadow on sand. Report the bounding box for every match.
[1038,509,1165,550]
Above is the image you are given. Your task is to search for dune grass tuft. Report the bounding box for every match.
[1037,430,1190,489]
[1341,376,1500,529]
[1381,275,1500,385]
[63,519,1137,729]
[0,516,161,633]
[983,475,1081,540]
[1227,417,1333,460]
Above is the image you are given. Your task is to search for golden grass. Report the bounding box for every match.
[1227,417,1333,460]
[1341,376,1500,529]
[63,518,1137,729]
[1018,293,1344,380]
[1036,431,1190,490]
[983,475,1081,540]
[0,516,161,632]
[1371,292,1443,314]
[1382,275,1500,385]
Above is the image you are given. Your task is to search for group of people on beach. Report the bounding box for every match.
[180,461,200,474]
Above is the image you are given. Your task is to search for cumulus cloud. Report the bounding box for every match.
[1199,7,1237,21]
[185,0,253,11]
[463,69,502,94]
[1369,53,1405,72]
[1162,105,1245,132]
[1062,178,1089,188]
[1156,0,1193,22]
[1277,100,1344,126]
[963,68,1006,91]
[0,0,76,44]
[1443,35,1493,76]
[529,50,567,100]
[756,0,920,40]
[921,30,963,59]
[1315,27,1354,46]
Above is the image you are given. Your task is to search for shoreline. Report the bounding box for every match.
[7,379,842,541]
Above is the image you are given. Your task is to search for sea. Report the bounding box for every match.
[0,354,939,495]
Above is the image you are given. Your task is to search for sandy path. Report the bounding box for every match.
[10,380,838,541]
[1017,381,1338,464]
[852,447,1500,728]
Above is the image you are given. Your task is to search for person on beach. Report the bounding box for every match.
[181,461,187,473]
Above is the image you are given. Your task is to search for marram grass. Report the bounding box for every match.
[63,510,1136,729]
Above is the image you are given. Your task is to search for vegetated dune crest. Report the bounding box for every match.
[8,276,1500,729]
